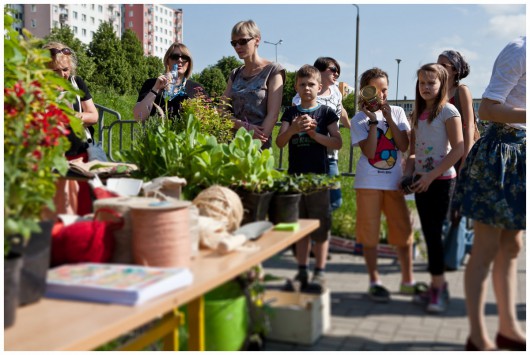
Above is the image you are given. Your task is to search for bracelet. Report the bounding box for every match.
[150,89,159,96]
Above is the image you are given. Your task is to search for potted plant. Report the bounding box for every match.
[268,174,302,225]
[4,10,80,323]
[297,174,337,238]
[228,129,282,225]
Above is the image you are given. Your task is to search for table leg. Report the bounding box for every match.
[187,296,205,351]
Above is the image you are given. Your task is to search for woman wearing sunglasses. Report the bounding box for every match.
[44,42,99,216]
[222,20,285,149]
[134,42,205,121]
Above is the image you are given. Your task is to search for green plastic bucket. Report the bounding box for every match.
[205,281,248,351]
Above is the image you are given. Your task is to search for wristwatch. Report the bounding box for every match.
[368,120,378,126]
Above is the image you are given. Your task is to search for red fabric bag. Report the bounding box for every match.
[51,208,123,266]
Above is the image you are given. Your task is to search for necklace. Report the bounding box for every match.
[163,77,187,101]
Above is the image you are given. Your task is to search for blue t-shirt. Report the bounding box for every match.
[281,104,338,174]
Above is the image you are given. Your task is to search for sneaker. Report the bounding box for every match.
[294,270,309,289]
[426,283,450,313]
[400,281,429,296]
[412,286,431,306]
[368,284,391,303]
[312,272,326,287]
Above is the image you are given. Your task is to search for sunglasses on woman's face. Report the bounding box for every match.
[49,48,72,56]
[230,38,254,47]
[328,66,340,75]
[169,53,190,62]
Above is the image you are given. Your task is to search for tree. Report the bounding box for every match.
[196,66,226,98]
[281,71,296,107]
[342,92,357,117]
[88,22,132,94]
[144,55,164,81]
[213,56,241,82]
[121,29,147,93]
[44,26,96,84]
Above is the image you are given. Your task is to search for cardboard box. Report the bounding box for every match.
[264,288,330,345]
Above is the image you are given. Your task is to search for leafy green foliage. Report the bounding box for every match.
[296,174,338,193]
[212,56,242,82]
[119,112,281,199]
[194,66,226,98]
[4,9,80,255]
[89,22,132,94]
[145,55,164,79]
[121,29,148,94]
[342,92,357,117]
[282,71,297,107]
[178,94,234,144]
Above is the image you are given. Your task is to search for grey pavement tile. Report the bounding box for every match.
[262,235,526,351]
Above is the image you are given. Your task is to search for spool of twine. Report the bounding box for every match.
[94,197,159,264]
[130,200,192,268]
[192,185,243,233]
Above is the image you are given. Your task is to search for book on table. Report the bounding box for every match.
[45,263,193,306]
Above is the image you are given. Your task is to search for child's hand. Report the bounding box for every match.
[380,103,392,121]
[360,102,377,121]
[411,172,434,193]
[292,114,315,133]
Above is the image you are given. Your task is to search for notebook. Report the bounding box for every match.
[45,263,193,306]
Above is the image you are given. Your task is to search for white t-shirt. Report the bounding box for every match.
[482,36,526,130]
[350,106,410,190]
[292,84,343,159]
[414,104,460,179]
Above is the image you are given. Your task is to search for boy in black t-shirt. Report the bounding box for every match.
[276,65,342,288]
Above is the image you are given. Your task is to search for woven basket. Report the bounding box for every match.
[130,200,192,267]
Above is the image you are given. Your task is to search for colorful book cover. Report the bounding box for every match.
[45,263,193,306]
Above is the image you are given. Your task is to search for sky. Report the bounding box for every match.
[169,1,526,101]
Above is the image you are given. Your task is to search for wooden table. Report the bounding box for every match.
[4,219,319,351]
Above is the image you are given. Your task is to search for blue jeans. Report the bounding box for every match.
[328,158,342,211]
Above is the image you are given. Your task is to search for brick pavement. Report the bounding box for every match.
[262,235,526,351]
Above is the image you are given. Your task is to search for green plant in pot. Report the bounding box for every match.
[228,129,282,225]
[268,174,302,225]
[4,10,81,323]
[296,174,337,238]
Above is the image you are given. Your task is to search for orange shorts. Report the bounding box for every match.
[355,189,413,248]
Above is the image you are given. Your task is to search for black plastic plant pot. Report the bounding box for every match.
[299,188,332,239]
[4,252,23,329]
[10,220,53,306]
[268,193,301,224]
[236,189,274,225]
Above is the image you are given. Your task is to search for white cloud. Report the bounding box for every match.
[485,14,526,40]
[480,4,525,16]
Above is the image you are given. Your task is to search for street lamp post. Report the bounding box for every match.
[263,39,283,62]
[347,4,360,176]
[395,58,402,105]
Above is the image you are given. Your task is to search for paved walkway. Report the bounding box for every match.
[262,236,526,351]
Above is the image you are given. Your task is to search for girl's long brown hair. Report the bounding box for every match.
[412,63,449,127]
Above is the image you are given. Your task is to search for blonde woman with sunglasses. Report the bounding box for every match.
[134,42,205,121]
[43,42,99,216]
[222,20,285,149]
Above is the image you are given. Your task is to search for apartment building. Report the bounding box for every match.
[20,4,122,44]
[123,4,183,58]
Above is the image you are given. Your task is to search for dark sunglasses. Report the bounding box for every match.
[53,67,70,73]
[230,38,254,47]
[328,66,340,75]
[49,48,72,56]
[169,53,190,62]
